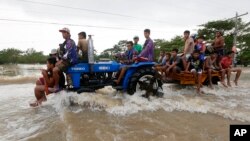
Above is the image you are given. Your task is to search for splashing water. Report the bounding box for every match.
[0,65,249,141]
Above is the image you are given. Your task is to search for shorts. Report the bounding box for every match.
[57,60,70,72]
[200,54,205,61]
[191,69,202,74]
[47,87,60,93]
[215,48,224,57]
[212,67,221,71]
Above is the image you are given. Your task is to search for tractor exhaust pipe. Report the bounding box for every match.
[88,35,95,73]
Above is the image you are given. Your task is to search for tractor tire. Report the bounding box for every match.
[127,67,156,95]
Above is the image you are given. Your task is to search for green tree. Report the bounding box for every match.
[20,48,47,64]
[97,40,128,60]
[198,20,235,50]
[0,48,47,64]
[198,19,250,65]
[0,48,23,64]
[154,36,184,60]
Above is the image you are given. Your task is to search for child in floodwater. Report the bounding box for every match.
[30,57,64,107]
[185,50,204,95]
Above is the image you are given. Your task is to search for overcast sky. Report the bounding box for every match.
[0,0,249,55]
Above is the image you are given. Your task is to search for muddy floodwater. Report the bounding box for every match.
[0,64,249,141]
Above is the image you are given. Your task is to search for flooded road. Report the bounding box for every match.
[0,65,249,141]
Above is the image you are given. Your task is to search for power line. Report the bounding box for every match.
[0,7,185,28]
[13,0,228,27]
[16,0,171,24]
[0,18,176,33]
[0,18,142,31]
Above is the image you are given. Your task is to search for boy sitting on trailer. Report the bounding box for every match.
[185,50,204,95]
[154,52,171,79]
[157,50,165,63]
[204,51,227,88]
[221,51,242,86]
[166,48,185,74]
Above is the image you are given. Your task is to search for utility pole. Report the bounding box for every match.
[227,12,248,67]
[233,12,238,46]
[228,12,248,46]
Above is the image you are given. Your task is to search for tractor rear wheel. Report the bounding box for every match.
[127,67,157,95]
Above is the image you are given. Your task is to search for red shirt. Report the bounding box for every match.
[221,56,232,69]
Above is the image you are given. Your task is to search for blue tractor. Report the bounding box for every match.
[67,36,162,96]
[68,61,162,96]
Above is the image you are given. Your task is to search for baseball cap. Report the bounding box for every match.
[50,49,57,55]
[59,27,70,34]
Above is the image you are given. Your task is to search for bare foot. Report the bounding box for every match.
[209,84,214,89]
[234,80,238,86]
[196,89,202,95]
[221,81,228,88]
[29,101,40,107]
[30,97,46,107]
[227,82,232,87]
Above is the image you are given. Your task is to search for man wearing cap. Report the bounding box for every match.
[52,27,78,92]
[133,36,142,54]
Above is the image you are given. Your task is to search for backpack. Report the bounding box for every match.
[59,41,66,59]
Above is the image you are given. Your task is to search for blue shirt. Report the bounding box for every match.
[64,39,78,64]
